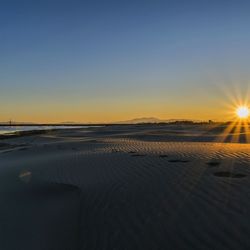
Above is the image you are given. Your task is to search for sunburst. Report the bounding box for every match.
[236,106,249,119]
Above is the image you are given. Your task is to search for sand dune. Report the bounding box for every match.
[1,125,250,249]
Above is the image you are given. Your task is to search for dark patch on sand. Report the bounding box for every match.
[88,139,100,143]
[131,154,146,157]
[213,171,246,178]
[128,151,146,157]
[206,161,221,167]
[128,151,136,154]
[168,159,189,163]
[159,154,168,158]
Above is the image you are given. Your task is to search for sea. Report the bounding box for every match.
[0,126,90,135]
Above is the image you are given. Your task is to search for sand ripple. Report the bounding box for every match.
[2,134,250,249]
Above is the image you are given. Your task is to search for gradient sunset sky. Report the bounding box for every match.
[1,0,250,123]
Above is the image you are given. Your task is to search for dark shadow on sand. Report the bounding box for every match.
[206,161,221,167]
[213,171,246,178]
[159,154,168,158]
[131,154,146,157]
[0,181,81,250]
[168,159,189,163]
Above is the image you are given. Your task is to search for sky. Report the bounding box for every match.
[1,0,250,123]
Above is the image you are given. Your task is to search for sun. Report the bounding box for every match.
[236,106,249,119]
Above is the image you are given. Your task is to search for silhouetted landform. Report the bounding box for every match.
[116,117,163,124]
[115,117,214,124]
[0,119,235,127]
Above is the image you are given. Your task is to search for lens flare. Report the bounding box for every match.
[236,106,249,119]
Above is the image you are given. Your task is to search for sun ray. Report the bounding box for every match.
[243,119,250,143]
[216,120,238,143]
[231,120,242,143]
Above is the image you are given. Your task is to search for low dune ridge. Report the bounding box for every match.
[1,125,250,249]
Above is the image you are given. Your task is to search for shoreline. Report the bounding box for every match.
[0,129,50,139]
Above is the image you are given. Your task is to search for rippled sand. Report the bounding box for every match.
[1,125,250,249]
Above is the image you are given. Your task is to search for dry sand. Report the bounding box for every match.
[1,124,250,249]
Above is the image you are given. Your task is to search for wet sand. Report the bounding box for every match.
[1,124,250,249]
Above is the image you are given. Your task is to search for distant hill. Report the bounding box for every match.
[116,117,162,124]
[0,118,208,126]
[115,117,202,124]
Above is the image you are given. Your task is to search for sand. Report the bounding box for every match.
[1,124,250,249]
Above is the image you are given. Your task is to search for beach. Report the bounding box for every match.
[1,124,250,249]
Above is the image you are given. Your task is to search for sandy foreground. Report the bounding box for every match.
[1,124,250,250]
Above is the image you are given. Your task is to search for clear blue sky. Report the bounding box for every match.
[1,0,250,122]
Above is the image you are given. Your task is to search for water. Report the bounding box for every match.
[0,126,90,135]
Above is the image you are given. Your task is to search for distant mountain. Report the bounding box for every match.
[115,117,162,124]
[60,121,78,124]
[115,117,203,124]
[0,118,206,126]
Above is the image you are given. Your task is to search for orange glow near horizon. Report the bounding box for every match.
[0,89,249,124]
